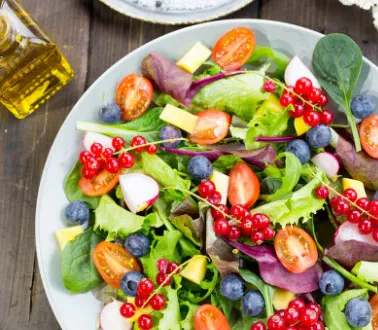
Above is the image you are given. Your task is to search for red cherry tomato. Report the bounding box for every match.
[228,162,260,208]
[194,304,230,330]
[274,226,318,274]
[189,110,231,145]
[360,114,378,159]
[212,27,256,71]
[79,169,119,197]
[116,74,153,121]
[369,294,378,330]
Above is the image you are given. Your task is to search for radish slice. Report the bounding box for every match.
[119,173,160,214]
[83,132,114,153]
[311,152,340,180]
[99,300,133,330]
[284,56,321,89]
[334,222,378,246]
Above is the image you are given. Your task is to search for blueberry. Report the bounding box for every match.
[120,271,144,297]
[124,233,150,258]
[319,270,344,296]
[99,103,121,123]
[351,94,376,120]
[242,290,265,317]
[220,273,246,301]
[345,297,372,328]
[159,125,182,148]
[373,191,378,201]
[285,139,311,164]
[64,201,90,227]
[187,156,213,181]
[306,124,331,149]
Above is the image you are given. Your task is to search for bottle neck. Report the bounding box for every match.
[0,14,16,54]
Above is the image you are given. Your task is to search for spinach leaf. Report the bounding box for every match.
[193,61,224,81]
[64,162,100,209]
[312,34,363,151]
[76,107,166,143]
[212,155,242,173]
[210,286,235,320]
[153,92,188,110]
[247,46,290,78]
[62,228,103,293]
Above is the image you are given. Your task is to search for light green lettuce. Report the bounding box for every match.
[180,301,199,330]
[352,261,378,283]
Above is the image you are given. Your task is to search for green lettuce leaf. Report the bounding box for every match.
[191,70,270,122]
[158,278,182,330]
[169,214,200,246]
[76,107,165,142]
[352,261,378,283]
[212,154,243,173]
[153,92,188,110]
[180,301,199,330]
[193,61,224,80]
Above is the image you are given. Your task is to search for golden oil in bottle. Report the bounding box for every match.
[0,0,74,119]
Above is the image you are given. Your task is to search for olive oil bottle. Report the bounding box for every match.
[0,0,74,119]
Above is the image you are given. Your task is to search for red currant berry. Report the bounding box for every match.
[156,273,172,286]
[207,191,222,205]
[333,200,350,216]
[167,262,180,275]
[318,93,329,107]
[289,298,306,310]
[214,218,231,236]
[251,230,265,244]
[90,142,103,156]
[295,77,313,95]
[150,294,166,311]
[309,321,325,330]
[330,196,342,208]
[105,158,120,173]
[372,228,378,242]
[343,188,358,202]
[309,88,322,104]
[79,151,92,164]
[369,200,378,217]
[356,197,370,211]
[146,144,158,154]
[264,80,276,93]
[319,110,334,125]
[228,225,242,240]
[120,302,135,318]
[138,314,154,330]
[307,302,321,317]
[347,209,362,223]
[135,295,147,308]
[275,310,285,318]
[119,152,135,168]
[231,204,245,219]
[137,279,154,298]
[284,306,300,325]
[102,147,114,159]
[299,306,319,326]
[358,218,374,235]
[82,167,97,179]
[251,213,271,229]
[85,156,100,171]
[285,327,297,330]
[267,314,285,330]
[242,209,252,220]
[315,185,329,199]
[131,136,147,152]
[112,136,125,150]
[280,93,294,107]
[157,258,170,274]
[303,109,320,127]
[210,204,229,219]
[241,217,253,235]
[289,101,305,118]
[262,226,275,240]
[250,321,266,330]
[198,180,216,198]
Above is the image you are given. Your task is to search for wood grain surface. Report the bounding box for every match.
[0,0,376,329]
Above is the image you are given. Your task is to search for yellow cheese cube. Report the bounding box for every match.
[210,171,229,205]
[294,116,311,136]
[342,178,367,198]
[177,42,212,74]
[272,288,296,310]
[181,255,208,285]
[55,226,84,251]
[160,104,198,134]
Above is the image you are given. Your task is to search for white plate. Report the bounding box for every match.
[36,19,378,330]
[98,0,255,24]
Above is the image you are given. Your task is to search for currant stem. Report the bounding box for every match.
[115,138,188,155]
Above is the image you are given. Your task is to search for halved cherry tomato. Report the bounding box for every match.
[189,109,231,145]
[79,169,119,197]
[212,27,256,71]
[194,304,230,330]
[360,114,378,159]
[92,241,141,289]
[274,226,318,274]
[116,74,153,121]
[228,162,260,208]
[369,294,378,330]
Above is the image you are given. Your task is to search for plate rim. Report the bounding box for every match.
[35,18,378,330]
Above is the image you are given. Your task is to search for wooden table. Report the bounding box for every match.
[0,0,377,329]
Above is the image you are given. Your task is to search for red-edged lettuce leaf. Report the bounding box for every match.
[228,241,323,293]
[326,240,378,268]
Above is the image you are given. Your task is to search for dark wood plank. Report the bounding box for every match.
[0,0,91,329]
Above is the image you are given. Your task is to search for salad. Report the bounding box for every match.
[57,26,378,330]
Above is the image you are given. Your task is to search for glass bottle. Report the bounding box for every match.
[0,0,74,119]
